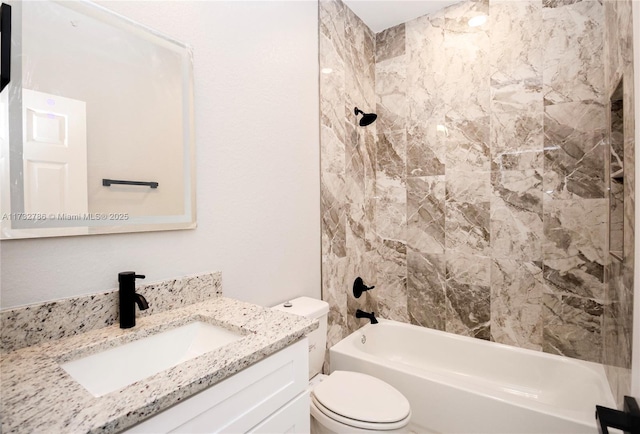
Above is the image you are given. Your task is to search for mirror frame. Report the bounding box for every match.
[0,0,196,239]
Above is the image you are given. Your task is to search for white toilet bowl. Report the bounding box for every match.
[309,370,411,434]
[271,297,412,433]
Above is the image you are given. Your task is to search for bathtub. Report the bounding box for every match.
[329,320,616,434]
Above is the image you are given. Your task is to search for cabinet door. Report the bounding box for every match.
[124,338,308,434]
[248,391,310,434]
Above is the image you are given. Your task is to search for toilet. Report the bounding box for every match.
[272,297,411,433]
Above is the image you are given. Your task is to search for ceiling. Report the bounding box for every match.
[342,0,461,33]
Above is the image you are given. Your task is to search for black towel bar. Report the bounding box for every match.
[102,179,159,189]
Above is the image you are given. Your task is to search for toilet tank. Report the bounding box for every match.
[271,296,329,379]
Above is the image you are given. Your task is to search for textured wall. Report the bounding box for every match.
[320,0,618,365]
[603,0,635,406]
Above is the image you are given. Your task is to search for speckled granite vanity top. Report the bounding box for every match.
[0,296,316,433]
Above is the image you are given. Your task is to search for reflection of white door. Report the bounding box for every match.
[22,89,87,215]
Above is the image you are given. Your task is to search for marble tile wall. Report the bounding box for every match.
[319,0,377,370]
[602,0,635,406]
[320,0,633,374]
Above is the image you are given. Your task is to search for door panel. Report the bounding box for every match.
[22,89,87,215]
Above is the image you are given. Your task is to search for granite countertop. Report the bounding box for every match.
[0,296,317,434]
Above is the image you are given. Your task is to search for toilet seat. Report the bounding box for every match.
[311,371,411,430]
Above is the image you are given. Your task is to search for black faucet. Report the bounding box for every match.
[356,309,378,324]
[119,271,148,329]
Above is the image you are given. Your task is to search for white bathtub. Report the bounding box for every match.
[330,320,616,434]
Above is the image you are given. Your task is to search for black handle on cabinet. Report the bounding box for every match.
[1,3,11,93]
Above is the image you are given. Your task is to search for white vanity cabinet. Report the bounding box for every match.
[124,338,309,434]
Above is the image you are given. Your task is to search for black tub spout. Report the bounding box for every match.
[356,309,378,324]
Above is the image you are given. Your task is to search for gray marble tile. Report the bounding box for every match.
[346,189,377,254]
[543,101,606,199]
[375,191,406,243]
[408,251,446,330]
[364,20,376,108]
[491,170,543,214]
[321,173,347,258]
[319,0,345,62]
[490,109,543,171]
[622,73,636,266]
[344,7,370,110]
[490,0,542,85]
[446,250,491,287]
[346,205,367,260]
[376,128,406,241]
[376,23,405,63]
[543,0,582,7]
[407,121,446,177]
[445,117,491,172]
[442,0,490,120]
[491,78,543,116]
[444,0,489,33]
[542,293,602,363]
[604,261,634,373]
[610,83,624,176]
[445,201,491,255]
[445,171,491,255]
[446,279,491,340]
[407,176,445,254]
[405,11,447,178]
[406,13,446,123]
[374,239,409,322]
[323,254,349,352]
[609,178,624,254]
[604,364,632,409]
[320,121,346,175]
[376,56,407,133]
[491,260,543,350]
[446,170,491,204]
[319,1,346,177]
[543,198,606,299]
[542,0,604,105]
[345,128,366,206]
[376,130,406,181]
[491,170,543,261]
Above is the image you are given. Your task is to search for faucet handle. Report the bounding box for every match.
[353,277,375,298]
[118,271,146,282]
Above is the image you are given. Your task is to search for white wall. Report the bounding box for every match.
[0,1,321,309]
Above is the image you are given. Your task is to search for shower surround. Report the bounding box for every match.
[320,0,634,400]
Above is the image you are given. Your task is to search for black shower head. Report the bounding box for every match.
[354,107,377,127]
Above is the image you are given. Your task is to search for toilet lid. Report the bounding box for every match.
[311,371,411,424]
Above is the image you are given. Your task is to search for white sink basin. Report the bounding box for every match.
[61,321,243,397]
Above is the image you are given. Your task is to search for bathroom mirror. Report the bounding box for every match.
[0,0,196,239]
[609,78,624,261]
